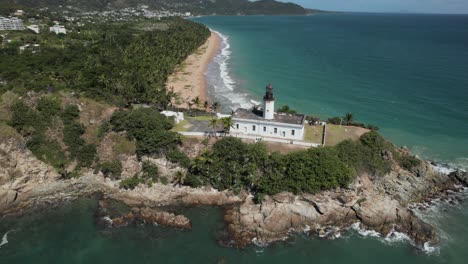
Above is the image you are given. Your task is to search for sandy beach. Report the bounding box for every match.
[166,31,221,108]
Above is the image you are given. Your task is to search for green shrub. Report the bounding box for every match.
[166,149,191,168]
[109,108,179,157]
[277,105,297,114]
[327,117,341,125]
[141,161,159,181]
[397,154,421,171]
[187,132,403,195]
[77,144,97,167]
[110,108,174,140]
[37,96,61,120]
[135,130,180,157]
[188,137,356,195]
[97,121,110,139]
[27,135,67,170]
[101,160,123,180]
[9,101,43,135]
[336,132,393,176]
[63,122,85,155]
[61,104,80,123]
[120,176,142,190]
[160,176,168,185]
[280,147,356,194]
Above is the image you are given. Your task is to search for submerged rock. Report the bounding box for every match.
[96,199,192,230]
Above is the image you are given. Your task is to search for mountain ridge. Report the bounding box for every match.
[5,0,309,15]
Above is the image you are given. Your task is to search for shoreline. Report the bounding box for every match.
[166,31,221,108]
[1,129,468,252]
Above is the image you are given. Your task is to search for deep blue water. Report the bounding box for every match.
[198,14,468,169]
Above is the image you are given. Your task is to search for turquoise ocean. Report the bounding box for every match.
[1,14,468,263]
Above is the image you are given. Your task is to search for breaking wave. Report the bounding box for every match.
[349,222,439,255]
[0,230,15,249]
[206,30,254,111]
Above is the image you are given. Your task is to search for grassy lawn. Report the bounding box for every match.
[325,124,369,146]
[171,119,191,132]
[187,115,213,121]
[304,125,323,144]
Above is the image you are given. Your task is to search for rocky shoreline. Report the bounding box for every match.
[1,138,467,249]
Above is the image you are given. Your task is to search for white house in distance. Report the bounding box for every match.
[0,16,25,30]
[231,84,305,140]
[27,25,40,34]
[49,24,66,35]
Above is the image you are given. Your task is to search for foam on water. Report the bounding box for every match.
[349,222,439,254]
[206,29,253,111]
[0,230,14,249]
[349,222,381,238]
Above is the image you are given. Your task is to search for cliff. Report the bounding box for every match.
[1,124,466,249]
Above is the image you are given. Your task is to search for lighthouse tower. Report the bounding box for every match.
[263,84,275,120]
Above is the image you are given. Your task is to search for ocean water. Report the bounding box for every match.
[199,14,468,170]
[1,14,468,263]
[1,195,468,263]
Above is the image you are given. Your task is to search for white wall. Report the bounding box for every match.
[231,118,304,140]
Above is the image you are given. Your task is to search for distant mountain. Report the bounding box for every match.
[6,0,308,15]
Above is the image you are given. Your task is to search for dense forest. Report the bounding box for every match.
[0,18,210,107]
[5,0,308,15]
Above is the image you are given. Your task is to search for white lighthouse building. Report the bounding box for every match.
[231,84,306,140]
[263,83,275,120]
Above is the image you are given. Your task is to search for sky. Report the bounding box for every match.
[284,0,468,14]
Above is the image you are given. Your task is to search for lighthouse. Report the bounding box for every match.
[263,84,275,120]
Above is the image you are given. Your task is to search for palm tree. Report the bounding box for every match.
[344,113,354,125]
[221,117,234,135]
[187,101,193,110]
[210,101,220,113]
[209,118,219,136]
[172,170,187,187]
[192,96,201,108]
[203,100,209,112]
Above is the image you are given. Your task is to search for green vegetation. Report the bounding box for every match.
[100,160,122,180]
[109,108,181,158]
[1,14,210,176]
[141,161,159,182]
[1,18,210,107]
[61,103,97,167]
[8,97,97,171]
[186,137,355,196]
[36,96,62,121]
[327,113,379,131]
[119,176,142,190]
[166,149,191,168]
[186,131,421,200]
[277,105,297,114]
[12,0,307,15]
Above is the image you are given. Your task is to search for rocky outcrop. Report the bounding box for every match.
[223,164,465,248]
[1,131,465,250]
[96,200,191,230]
[0,137,59,212]
[449,170,468,186]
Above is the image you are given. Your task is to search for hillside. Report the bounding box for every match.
[5,0,308,15]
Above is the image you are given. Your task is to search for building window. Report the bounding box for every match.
[274,128,278,134]
[263,126,267,132]
[291,130,295,136]
[236,124,239,129]
[252,125,256,131]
